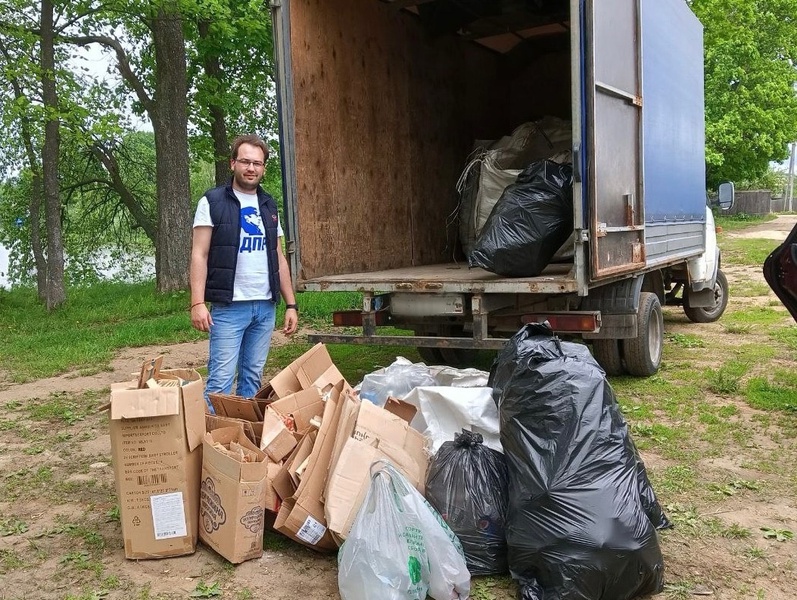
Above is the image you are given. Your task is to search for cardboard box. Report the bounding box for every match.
[271,431,316,501]
[265,343,347,398]
[324,396,428,541]
[206,414,258,446]
[207,394,265,446]
[273,382,346,551]
[259,408,298,462]
[268,387,325,436]
[199,427,270,564]
[109,369,205,559]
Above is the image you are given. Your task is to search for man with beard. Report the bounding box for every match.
[190,134,298,411]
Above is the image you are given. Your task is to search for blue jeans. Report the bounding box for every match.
[205,300,277,412]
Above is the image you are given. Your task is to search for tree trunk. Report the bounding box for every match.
[29,175,48,300]
[151,7,191,292]
[197,20,231,186]
[41,0,66,310]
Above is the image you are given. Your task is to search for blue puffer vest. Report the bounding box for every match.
[203,181,280,304]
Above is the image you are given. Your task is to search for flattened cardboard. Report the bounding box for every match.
[268,387,325,434]
[109,369,205,560]
[260,408,298,462]
[324,397,428,540]
[200,427,269,564]
[384,396,418,423]
[209,393,263,421]
[272,431,315,501]
[265,461,281,513]
[273,382,345,551]
[206,414,257,447]
[260,408,296,463]
[137,355,163,389]
[268,343,346,398]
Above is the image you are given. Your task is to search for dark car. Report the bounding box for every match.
[764,224,797,322]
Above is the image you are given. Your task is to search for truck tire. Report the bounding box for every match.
[684,269,729,323]
[622,292,663,377]
[591,339,625,376]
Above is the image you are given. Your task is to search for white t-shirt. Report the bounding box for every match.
[193,190,284,302]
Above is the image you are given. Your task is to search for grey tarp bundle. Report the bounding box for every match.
[469,160,573,277]
[425,430,509,576]
[488,324,670,600]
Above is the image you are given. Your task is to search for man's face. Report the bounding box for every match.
[230,143,266,193]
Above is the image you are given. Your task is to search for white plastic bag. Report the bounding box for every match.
[338,463,471,600]
[402,386,502,455]
[358,357,437,407]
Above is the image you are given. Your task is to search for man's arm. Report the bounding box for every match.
[278,239,298,335]
[190,226,213,332]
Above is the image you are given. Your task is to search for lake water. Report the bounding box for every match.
[0,244,9,288]
[0,244,155,289]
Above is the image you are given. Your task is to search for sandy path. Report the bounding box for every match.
[0,331,291,403]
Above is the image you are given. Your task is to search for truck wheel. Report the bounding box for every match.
[684,269,729,323]
[591,339,625,376]
[622,292,663,377]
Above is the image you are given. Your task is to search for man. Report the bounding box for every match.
[190,134,298,411]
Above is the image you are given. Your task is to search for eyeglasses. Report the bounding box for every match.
[235,158,265,168]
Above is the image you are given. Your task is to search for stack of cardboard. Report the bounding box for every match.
[107,343,433,563]
[107,361,205,560]
[199,427,271,563]
[324,396,429,543]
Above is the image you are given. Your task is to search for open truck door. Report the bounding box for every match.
[584,0,645,281]
[764,223,797,323]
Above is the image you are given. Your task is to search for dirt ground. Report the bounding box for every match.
[0,217,796,600]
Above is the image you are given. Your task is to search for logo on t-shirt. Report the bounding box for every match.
[239,207,266,254]
[240,207,264,236]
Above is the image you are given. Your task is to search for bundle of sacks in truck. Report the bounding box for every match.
[107,338,671,600]
[457,116,575,277]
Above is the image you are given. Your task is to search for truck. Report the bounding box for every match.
[270,0,734,376]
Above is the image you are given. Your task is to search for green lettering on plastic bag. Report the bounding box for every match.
[408,555,422,585]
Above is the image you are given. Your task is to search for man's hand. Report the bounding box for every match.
[191,303,213,332]
[283,307,298,335]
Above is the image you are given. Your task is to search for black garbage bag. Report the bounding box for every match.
[425,430,509,576]
[488,324,670,600]
[469,160,573,277]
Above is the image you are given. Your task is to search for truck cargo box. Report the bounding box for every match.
[271,0,725,376]
[274,0,707,293]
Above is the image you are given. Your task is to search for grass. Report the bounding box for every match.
[1,215,797,599]
[0,283,363,382]
[0,282,204,382]
[719,237,781,266]
[714,212,776,232]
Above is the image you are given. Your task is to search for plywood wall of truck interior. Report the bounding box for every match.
[289,0,572,279]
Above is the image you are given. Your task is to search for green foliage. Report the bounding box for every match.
[735,166,790,194]
[691,0,797,187]
[190,581,222,598]
[760,526,794,542]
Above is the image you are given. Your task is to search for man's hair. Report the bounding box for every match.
[230,134,269,161]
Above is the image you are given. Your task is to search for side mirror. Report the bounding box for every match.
[717,181,735,210]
